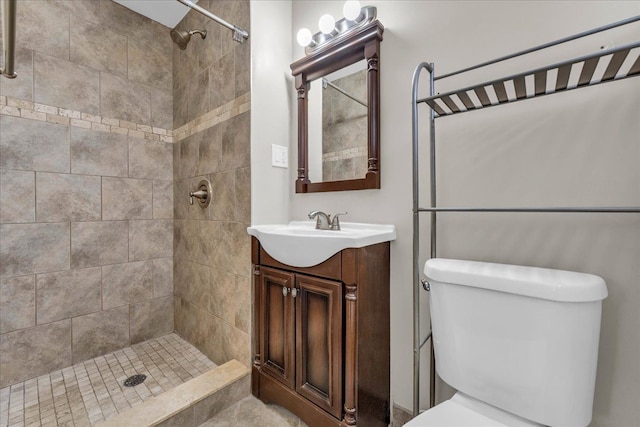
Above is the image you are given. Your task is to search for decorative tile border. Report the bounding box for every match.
[322,145,368,162]
[0,96,173,143]
[172,92,251,143]
[0,92,251,145]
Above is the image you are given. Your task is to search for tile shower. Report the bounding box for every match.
[0,0,251,424]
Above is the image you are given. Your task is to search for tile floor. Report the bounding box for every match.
[198,396,308,427]
[0,334,216,427]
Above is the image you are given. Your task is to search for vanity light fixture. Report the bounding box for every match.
[296,1,377,54]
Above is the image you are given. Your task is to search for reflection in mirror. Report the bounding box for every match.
[307,61,368,183]
[291,19,383,193]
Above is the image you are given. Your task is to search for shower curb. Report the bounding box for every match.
[96,359,250,427]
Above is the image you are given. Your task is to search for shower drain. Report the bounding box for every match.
[123,374,147,387]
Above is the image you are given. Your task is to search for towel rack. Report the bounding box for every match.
[411,15,640,417]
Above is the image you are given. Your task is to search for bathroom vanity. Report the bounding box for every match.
[249,230,392,427]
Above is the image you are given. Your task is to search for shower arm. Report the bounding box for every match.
[176,0,249,43]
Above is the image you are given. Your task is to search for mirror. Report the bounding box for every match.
[290,20,383,193]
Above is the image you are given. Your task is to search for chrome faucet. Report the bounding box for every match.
[308,210,347,230]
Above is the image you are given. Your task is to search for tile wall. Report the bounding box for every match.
[322,69,368,181]
[171,0,252,366]
[0,0,175,388]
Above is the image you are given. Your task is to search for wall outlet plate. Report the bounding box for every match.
[272,144,288,168]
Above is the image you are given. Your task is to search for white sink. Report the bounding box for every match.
[247,221,396,267]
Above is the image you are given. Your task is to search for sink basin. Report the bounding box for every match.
[247,221,396,267]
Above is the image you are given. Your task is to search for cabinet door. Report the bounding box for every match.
[295,274,343,419]
[260,267,295,388]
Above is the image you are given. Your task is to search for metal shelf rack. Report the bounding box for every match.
[411,15,640,416]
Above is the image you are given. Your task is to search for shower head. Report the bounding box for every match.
[170,29,207,50]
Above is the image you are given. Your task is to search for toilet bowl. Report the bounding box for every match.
[407,258,607,427]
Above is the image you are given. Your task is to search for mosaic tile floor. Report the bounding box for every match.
[0,334,216,427]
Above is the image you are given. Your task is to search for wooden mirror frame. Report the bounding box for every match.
[290,20,384,193]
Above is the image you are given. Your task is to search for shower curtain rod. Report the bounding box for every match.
[176,0,249,43]
[0,0,17,79]
[322,78,368,107]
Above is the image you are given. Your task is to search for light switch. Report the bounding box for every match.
[272,144,288,168]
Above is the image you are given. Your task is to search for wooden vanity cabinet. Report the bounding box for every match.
[251,237,390,427]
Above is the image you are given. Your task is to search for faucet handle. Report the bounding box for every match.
[330,212,347,230]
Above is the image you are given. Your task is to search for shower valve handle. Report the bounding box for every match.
[189,189,208,205]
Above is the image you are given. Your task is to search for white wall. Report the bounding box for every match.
[250,0,292,225]
[286,1,640,426]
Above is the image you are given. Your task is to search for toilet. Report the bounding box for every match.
[407,258,608,427]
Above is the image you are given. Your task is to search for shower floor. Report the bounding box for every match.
[0,333,216,427]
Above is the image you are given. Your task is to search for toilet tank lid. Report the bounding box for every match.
[424,258,607,302]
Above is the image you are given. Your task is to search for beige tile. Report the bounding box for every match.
[71,306,129,364]
[208,269,239,327]
[0,170,35,223]
[70,18,127,76]
[234,40,251,98]
[102,261,153,310]
[34,53,100,115]
[71,221,128,269]
[16,1,69,60]
[156,408,194,427]
[234,167,250,223]
[129,138,173,181]
[151,89,173,130]
[174,219,206,262]
[99,1,168,56]
[197,126,223,176]
[0,222,70,278]
[174,298,208,354]
[211,171,234,221]
[169,178,182,221]
[151,181,172,221]
[197,12,225,71]
[220,112,250,171]
[211,222,250,277]
[208,52,235,111]
[188,70,210,122]
[36,267,102,325]
[0,320,71,388]
[101,177,153,221]
[100,73,151,125]
[130,296,174,344]
[36,173,102,222]
[0,48,34,100]
[177,135,201,179]
[219,322,250,367]
[0,276,35,333]
[197,395,298,427]
[0,115,70,173]
[174,260,210,309]
[97,360,249,427]
[192,375,250,425]
[46,0,101,24]
[128,39,172,91]
[129,220,173,261]
[173,83,189,130]
[70,127,129,177]
[153,258,173,297]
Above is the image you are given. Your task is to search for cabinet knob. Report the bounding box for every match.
[291,288,298,298]
[282,286,289,296]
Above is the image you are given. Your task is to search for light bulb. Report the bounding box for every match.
[297,28,313,47]
[343,0,361,21]
[318,14,335,34]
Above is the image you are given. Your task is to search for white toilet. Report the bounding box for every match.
[407,258,608,427]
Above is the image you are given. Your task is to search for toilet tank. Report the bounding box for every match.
[424,258,608,427]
